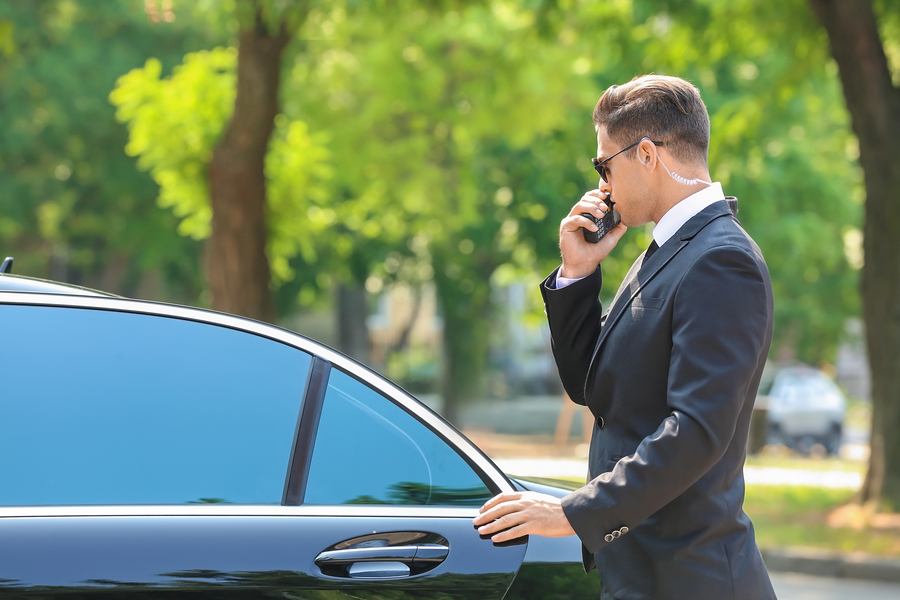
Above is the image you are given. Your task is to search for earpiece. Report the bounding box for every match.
[669,171,705,186]
[657,156,712,187]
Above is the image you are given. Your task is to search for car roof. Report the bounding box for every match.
[0,273,115,297]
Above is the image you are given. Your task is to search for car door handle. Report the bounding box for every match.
[314,543,449,579]
[315,545,417,564]
[315,543,448,567]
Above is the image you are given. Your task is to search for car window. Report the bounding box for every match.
[770,369,847,413]
[0,305,310,506]
[304,369,492,506]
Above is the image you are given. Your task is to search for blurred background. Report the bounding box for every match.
[2,0,899,584]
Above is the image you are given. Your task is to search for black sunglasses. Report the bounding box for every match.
[592,138,663,183]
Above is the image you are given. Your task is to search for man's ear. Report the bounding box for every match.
[638,139,656,168]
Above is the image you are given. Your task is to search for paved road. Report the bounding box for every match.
[772,572,900,599]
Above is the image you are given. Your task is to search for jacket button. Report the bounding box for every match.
[604,533,614,543]
[596,416,605,429]
[620,526,629,535]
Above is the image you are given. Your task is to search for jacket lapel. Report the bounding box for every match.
[586,200,737,384]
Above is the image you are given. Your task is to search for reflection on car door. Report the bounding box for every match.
[1,509,525,599]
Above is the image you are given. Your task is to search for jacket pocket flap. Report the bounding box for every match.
[631,296,664,310]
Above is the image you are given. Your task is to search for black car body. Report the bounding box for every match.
[0,271,599,599]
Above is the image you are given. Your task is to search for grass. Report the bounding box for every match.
[536,474,900,558]
[740,403,896,555]
[745,484,900,557]
[744,452,865,474]
[740,398,896,555]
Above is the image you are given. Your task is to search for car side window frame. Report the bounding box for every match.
[291,365,502,506]
[283,357,331,505]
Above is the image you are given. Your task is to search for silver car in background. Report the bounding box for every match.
[759,365,847,455]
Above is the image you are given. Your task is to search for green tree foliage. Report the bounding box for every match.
[110,49,236,242]
[110,46,332,283]
[112,1,340,324]
[0,18,14,56]
[285,2,603,419]
[113,1,604,417]
[0,0,847,424]
[110,48,326,284]
[805,0,900,509]
[626,0,864,363]
[107,0,864,418]
[0,0,211,297]
[110,41,338,286]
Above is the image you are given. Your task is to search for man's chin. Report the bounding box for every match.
[620,215,648,228]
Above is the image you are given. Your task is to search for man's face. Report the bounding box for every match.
[595,126,654,227]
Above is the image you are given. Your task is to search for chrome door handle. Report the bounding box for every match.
[314,543,449,579]
[315,545,418,564]
[347,561,410,579]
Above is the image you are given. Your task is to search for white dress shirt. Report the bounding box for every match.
[556,182,725,289]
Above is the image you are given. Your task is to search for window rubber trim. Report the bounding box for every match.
[283,356,331,506]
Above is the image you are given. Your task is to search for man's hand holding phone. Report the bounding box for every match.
[559,189,627,279]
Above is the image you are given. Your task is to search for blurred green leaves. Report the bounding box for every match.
[112,0,862,370]
[2,0,872,377]
[111,50,237,240]
[0,19,14,56]
[0,0,217,293]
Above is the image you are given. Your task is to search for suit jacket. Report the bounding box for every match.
[540,200,776,600]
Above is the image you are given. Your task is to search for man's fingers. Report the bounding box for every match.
[561,213,599,234]
[487,523,526,544]
[474,500,523,528]
[571,192,609,219]
[473,492,575,542]
[581,189,609,202]
[476,513,508,535]
[476,492,522,516]
[476,507,527,537]
[604,222,628,243]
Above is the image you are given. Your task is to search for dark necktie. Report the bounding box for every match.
[645,240,659,259]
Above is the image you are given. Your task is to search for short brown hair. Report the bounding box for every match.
[593,75,710,165]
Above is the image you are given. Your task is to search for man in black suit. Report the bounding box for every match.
[474,75,776,599]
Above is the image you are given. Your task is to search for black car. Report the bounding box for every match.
[0,265,600,599]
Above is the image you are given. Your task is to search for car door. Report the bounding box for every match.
[0,295,526,599]
[282,363,527,599]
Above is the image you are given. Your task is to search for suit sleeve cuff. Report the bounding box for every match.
[555,270,587,289]
[541,266,601,294]
[561,483,630,554]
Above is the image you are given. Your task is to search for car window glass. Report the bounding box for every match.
[304,369,492,506]
[770,370,846,412]
[0,305,310,506]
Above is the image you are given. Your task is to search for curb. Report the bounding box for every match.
[762,547,900,583]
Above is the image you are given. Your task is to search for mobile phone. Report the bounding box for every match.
[581,195,621,243]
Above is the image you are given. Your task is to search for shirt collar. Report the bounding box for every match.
[652,182,725,247]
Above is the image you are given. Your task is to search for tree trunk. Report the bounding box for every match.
[206,12,289,323]
[808,0,900,507]
[439,306,487,428]
[433,252,492,427]
[337,283,370,365]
